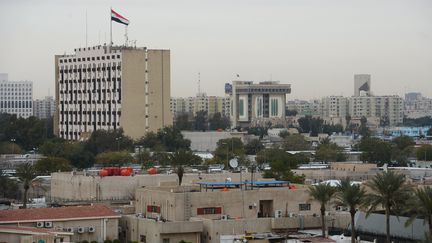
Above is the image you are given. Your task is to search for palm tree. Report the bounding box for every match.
[405,187,432,238]
[335,177,366,243]
[363,171,410,243]
[16,163,37,208]
[309,183,336,237]
[169,150,201,186]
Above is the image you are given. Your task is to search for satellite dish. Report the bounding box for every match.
[229,158,238,168]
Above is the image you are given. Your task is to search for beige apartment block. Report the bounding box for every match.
[135,186,321,222]
[54,45,172,140]
[121,185,350,243]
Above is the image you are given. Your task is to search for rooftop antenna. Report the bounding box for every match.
[85,10,88,48]
[198,72,201,95]
[124,25,128,46]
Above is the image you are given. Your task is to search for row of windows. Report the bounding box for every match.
[60,54,121,63]
[0,83,32,87]
[0,101,32,108]
[60,65,121,72]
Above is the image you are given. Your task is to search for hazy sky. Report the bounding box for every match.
[1,0,431,99]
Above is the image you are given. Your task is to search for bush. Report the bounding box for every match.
[91,241,98,243]
[104,240,112,243]
[81,241,89,243]
[113,240,120,243]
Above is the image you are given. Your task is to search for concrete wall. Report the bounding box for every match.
[330,162,377,173]
[201,213,350,243]
[136,187,321,222]
[293,169,377,183]
[1,218,118,242]
[51,172,263,202]
[121,215,202,243]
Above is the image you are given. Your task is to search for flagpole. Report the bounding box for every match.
[109,7,112,51]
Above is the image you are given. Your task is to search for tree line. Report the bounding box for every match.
[174,111,230,131]
[309,171,431,243]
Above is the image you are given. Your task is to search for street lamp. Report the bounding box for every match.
[10,138,16,154]
[115,137,121,151]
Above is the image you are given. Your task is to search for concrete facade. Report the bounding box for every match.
[33,96,55,119]
[50,172,263,202]
[0,79,33,118]
[54,45,172,140]
[135,186,321,222]
[227,81,291,128]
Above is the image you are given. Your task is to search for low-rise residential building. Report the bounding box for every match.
[0,205,120,242]
[121,184,350,243]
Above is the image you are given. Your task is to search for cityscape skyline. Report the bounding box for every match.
[1,0,432,100]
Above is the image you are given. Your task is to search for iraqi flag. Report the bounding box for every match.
[111,9,129,26]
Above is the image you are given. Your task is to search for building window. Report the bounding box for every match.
[239,99,244,117]
[162,239,170,243]
[299,203,311,211]
[197,207,222,215]
[256,97,263,117]
[147,205,161,213]
[271,98,279,116]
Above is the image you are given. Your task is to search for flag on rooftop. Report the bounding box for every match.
[111,9,129,26]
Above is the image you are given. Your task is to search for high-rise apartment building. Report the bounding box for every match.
[404,92,432,119]
[321,96,348,118]
[170,94,230,118]
[354,74,371,96]
[227,81,291,127]
[0,77,33,118]
[54,45,172,140]
[348,95,403,126]
[33,96,55,119]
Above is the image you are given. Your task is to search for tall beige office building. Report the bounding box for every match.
[54,45,172,140]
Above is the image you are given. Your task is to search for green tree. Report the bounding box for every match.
[359,116,370,137]
[363,171,411,243]
[298,116,323,136]
[359,137,392,166]
[335,177,366,243]
[308,183,336,237]
[194,110,208,131]
[169,150,202,185]
[16,163,37,208]
[405,187,432,238]
[403,116,432,127]
[0,141,23,154]
[208,112,230,130]
[0,169,19,199]
[174,113,192,131]
[96,151,135,166]
[282,134,310,151]
[244,139,264,155]
[0,113,53,150]
[417,145,432,161]
[315,143,346,162]
[138,126,191,152]
[34,157,72,174]
[213,138,244,165]
[85,128,133,154]
[257,148,307,183]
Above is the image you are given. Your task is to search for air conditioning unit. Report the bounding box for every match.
[44,221,53,228]
[274,210,283,218]
[36,222,44,228]
[88,226,96,233]
[66,227,74,233]
[77,227,85,234]
[288,213,297,218]
[325,212,331,216]
[221,215,228,220]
